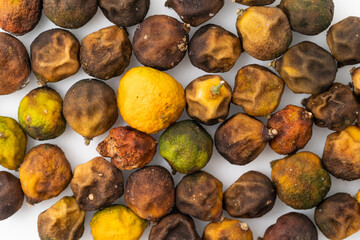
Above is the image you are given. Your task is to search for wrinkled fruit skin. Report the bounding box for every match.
[315,193,360,240]
[268,105,313,155]
[327,16,360,67]
[149,213,200,240]
[165,0,224,27]
[125,165,174,222]
[188,24,242,73]
[176,171,223,222]
[273,41,337,94]
[37,196,85,240]
[19,144,72,205]
[43,0,98,29]
[80,26,132,80]
[97,126,157,170]
[185,75,232,125]
[70,157,124,211]
[0,0,41,35]
[31,28,80,85]
[133,15,189,70]
[236,6,292,61]
[159,120,213,174]
[0,171,24,220]
[215,113,275,165]
[0,116,27,170]
[99,0,150,27]
[0,32,30,95]
[261,212,318,240]
[90,205,148,240]
[203,218,254,240]
[280,0,334,35]
[18,86,66,140]
[271,151,331,209]
[224,171,276,218]
[302,83,359,131]
[351,67,360,96]
[233,0,275,5]
[232,64,284,117]
[63,79,118,144]
[322,126,360,181]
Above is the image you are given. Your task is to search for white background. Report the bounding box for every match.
[0,0,360,239]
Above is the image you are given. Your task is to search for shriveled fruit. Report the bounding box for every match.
[176,171,223,222]
[99,0,150,27]
[80,26,132,80]
[224,171,276,218]
[159,120,213,174]
[261,212,318,240]
[271,151,331,209]
[0,116,27,170]
[232,64,284,117]
[37,196,85,240]
[117,66,185,134]
[272,41,337,94]
[97,126,157,170]
[31,28,80,85]
[70,157,124,211]
[133,15,189,70]
[236,6,292,60]
[18,86,66,140]
[90,205,148,240]
[279,0,334,35]
[302,83,359,131]
[188,24,241,73]
[0,0,41,35]
[63,79,118,145]
[43,0,98,29]
[351,67,360,96]
[203,218,253,240]
[0,32,30,95]
[125,166,174,222]
[185,75,232,125]
[315,193,360,240]
[268,105,313,155]
[322,126,360,181]
[233,0,275,5]
[0,171,24,220]
[149,213,200,240]
[165,0,224,27]
[327,16,360,67]
[19,144,72,205]
[215,113,277,165]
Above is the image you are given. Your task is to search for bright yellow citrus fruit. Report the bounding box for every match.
[117,66,185,134]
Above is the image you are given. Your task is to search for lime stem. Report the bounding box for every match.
[211,81,225,95]
[84,137,92,146]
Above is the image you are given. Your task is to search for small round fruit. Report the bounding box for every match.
[125,166,174,222]
[19,144,72,205]
[133,15,189,70]
[90,205,148,240]
[203,218,254,240]
[80,25,132,80]
[176,171,223,222]
[0,0,41,35]
[279,0,334,35]
[236,6,292,61]
[31,28,80,85]
[117,66,185,134]
[0,116,27,170]
[18,86,66,140]
[43,0,98,28]
[0,32,30,95]
[159,120,213,174]
[63,79,118,145]
[0,171,24,220]
[271,151,331,209]
[351,67,360,96]
[37,196,85,240]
